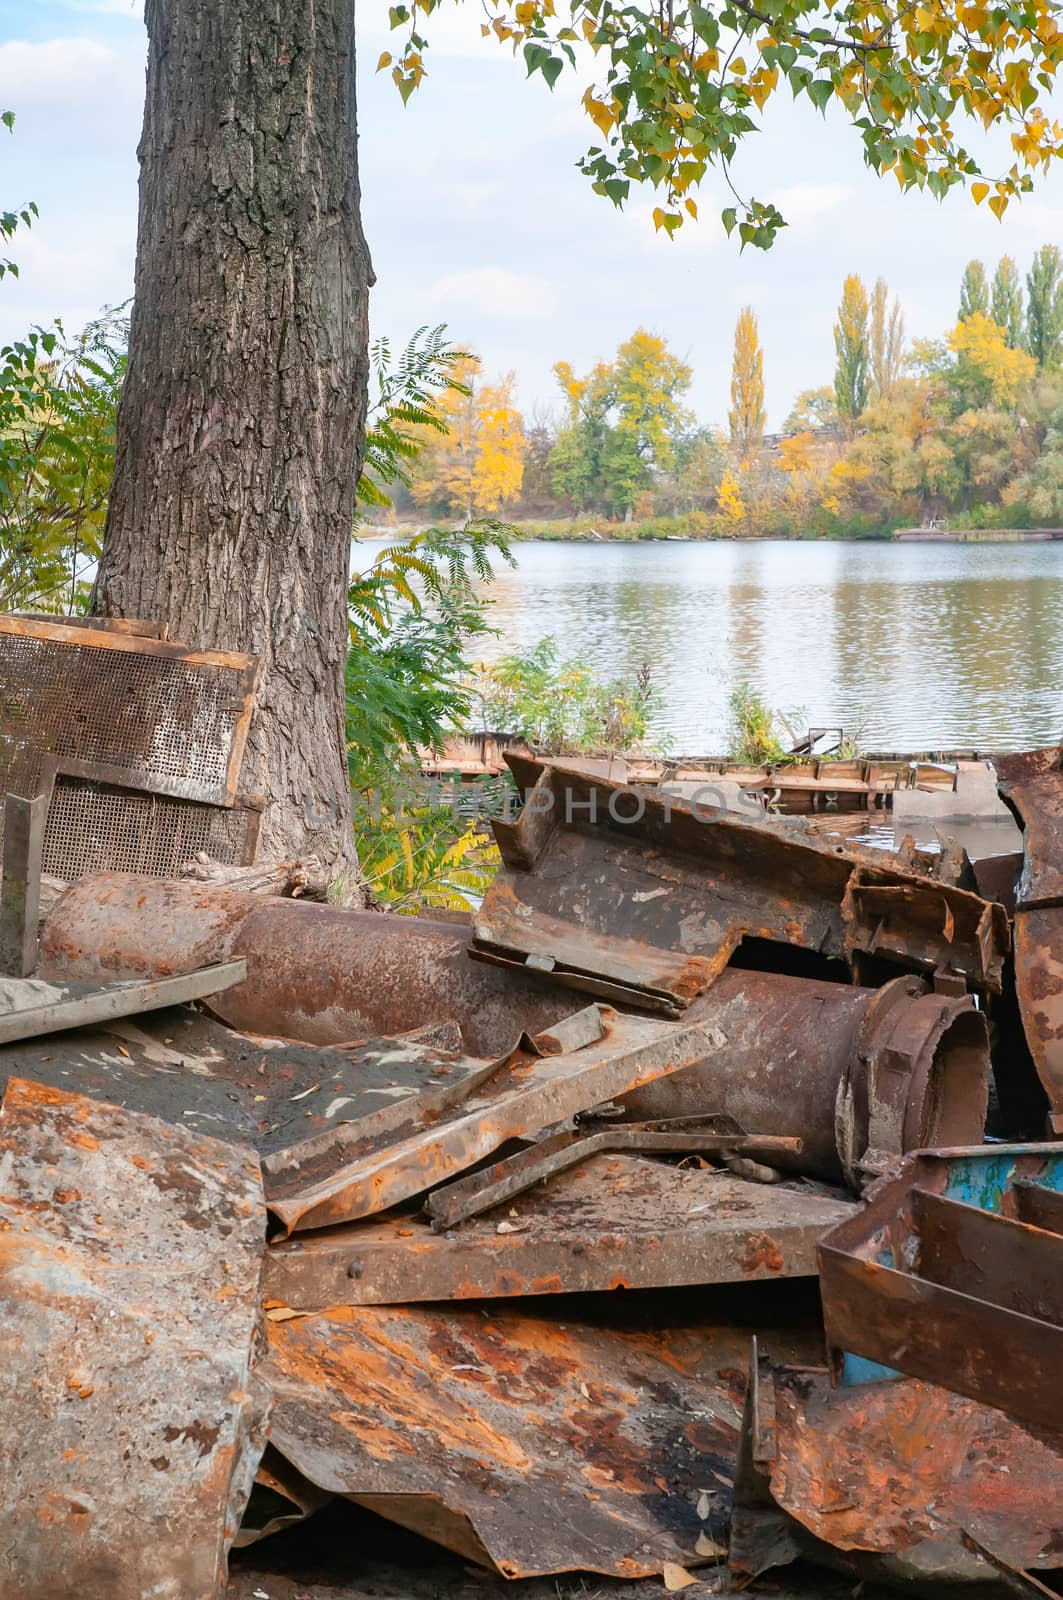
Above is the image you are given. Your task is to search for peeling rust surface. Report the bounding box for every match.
[262,1013,723,1235]
[472,757,1009,1008]
[39,877,577,1058]
[995,746,1063,1129]
[621,969,988,1186]
[768,1368,1063,1576]
[0,1077,268,1599]
[262,1302,822,1579]
[262,1154,856,1309]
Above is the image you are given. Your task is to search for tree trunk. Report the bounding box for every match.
[94,0,372,884]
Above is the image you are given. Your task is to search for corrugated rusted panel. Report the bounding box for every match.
[262,1011,724,1235]
[261,1302,823,1579]
[0,1077,268,1600]
[262,1153,856,1309]
[471,757,1008,1009]
[818,1142,1063,1437]
[0,612,259,808]
[767,1368,1063,1577]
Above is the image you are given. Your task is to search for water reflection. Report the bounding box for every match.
[356,537,1063,752]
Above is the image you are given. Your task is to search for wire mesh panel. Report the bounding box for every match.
[42,776,259,881]
[0,616,259,807]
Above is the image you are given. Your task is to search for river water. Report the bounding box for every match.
[465,537,1063,754]
[352,536,1063,754]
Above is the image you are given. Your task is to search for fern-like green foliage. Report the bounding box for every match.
[357,323,472,511]
[347,325,518,912]
[0,305,127,612]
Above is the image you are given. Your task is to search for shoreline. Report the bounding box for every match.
[357,524,1063,545]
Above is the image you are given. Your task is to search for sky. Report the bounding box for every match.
[3,2,1063,429]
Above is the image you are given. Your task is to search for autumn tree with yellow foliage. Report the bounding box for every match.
[549,330,693,516]
[834,276,870,434]
[410,356,526,518]
[728,308,765,465]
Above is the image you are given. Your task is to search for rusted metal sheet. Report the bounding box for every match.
[424,1116,802,1228]
[0,1077,268,1599]
[752,1367,1063,1583]
[0,612,260,808]
[263,1153,856,1309]
[818,1142,1063,1438]
[261,1302,823,1579]
[14,611,170,639]
[620,969,989,1186]
[471,756,1009,1011]
[0,959,246,1045]
[42,770,263,881]
[262,1011,724,1235]
[0,1007,474,1157]
[995,745,1063,1131]
[40,876,578,1058]
[0,790,46,976]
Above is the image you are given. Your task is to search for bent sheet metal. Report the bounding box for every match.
[260,1301,824,1579]
[262,1009,724,1235]
[471,755,1009,1012]
[0,1006,472,1157]
[818,1142,1063,1439]
[263,1154,856,1309]
[0,1077,267,1600]
[731,1364,1063,1586]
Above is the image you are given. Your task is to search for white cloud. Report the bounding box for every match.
[0,36,139,106]
[429,267,557,319]
[769,181,854,230]
[58,0,143,14]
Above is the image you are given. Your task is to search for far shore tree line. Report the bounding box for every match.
[381,244,1063,541]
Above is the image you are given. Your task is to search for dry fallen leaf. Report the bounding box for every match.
[662,1562,698,1591]
[264,1306,305,1323]
[116,1045,131,1059]
[495,1218,530,1234]
[696,1490,712,1520]
[695,1531,727,1559]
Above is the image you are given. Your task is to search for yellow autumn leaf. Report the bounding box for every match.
[730,56,747,75]
[583,88,616,137]
[988,192,1008,217]
[971,180,990,203]
[652,206,669,231]
[685,197,698,218]
[662,1564,698,1593]
[376,51,392,70]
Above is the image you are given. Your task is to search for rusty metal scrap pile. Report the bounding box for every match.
[1,619,1062,1598]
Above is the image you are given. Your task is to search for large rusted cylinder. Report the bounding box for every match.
[621,968,989,1183]
[40,876,990,1184]
[38,875,577,1058]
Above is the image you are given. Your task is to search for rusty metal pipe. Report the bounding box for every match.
[39,875,577,1058]
[39,876,990,1185]
[621,968,989,1184]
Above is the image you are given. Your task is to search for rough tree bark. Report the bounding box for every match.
[94,0,372,881]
